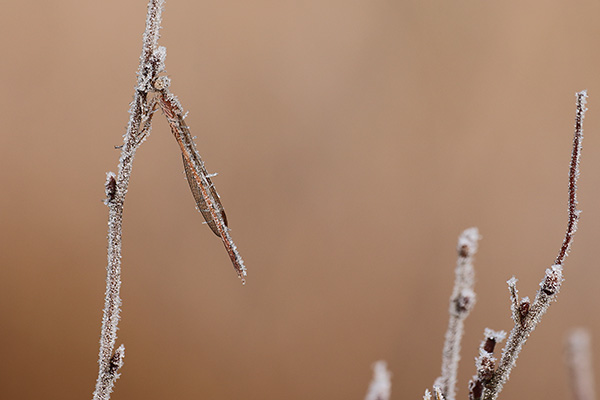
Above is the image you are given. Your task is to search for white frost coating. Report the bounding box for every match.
[541,264,564,293]
[423,389,432,400]
[155,46,167,63]
[507,277,520,324]
[364,361,391,400]
[457,227,480,256]
[483,328,506,344]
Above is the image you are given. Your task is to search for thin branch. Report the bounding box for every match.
[507,277,519,325]
[364,361,392,400]
[556,90,586,266]
[566,328,596,400]
[469,329,506,400]
[92,1,165,399]
[480,90,588,400]
[434,227,480,400]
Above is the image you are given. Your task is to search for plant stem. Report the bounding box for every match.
[92,2,165,399]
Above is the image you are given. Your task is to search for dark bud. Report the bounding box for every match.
[454,288,475,315]
[519,298,530,323]
[477,356,496,382]
[108,351,122,375]
[483,337,497,354]
[541,265,563,296]
[105,173,117,204]
[469,379,483,400]
[456,295,471,313]
[458,244,470,258]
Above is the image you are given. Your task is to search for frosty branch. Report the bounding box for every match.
[434,228,480,400]
[475,90,587,400]
[93,1,246,399]
[367,91,589,400]
[92,2,164,399]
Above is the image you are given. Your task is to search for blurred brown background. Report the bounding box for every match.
[2,1,600,399]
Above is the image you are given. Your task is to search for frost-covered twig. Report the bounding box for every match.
[433,228,480,400]
[566,328,596,400]
[364,361,392,400]
[477,90,588,400]
[468,329,506,400]
[154,78,247,283]
[92,1,165,399]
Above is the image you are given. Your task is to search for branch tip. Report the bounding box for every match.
[457,227,480,257]
[364,361,391,400]
[555,90,587,266]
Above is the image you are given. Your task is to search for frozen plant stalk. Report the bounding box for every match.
[93,1,249,398]
[92,1,165,400]
[434,227,480,400]
[476,90,588,400]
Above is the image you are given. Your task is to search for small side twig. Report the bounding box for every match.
[566,328,596,400]
[478,90,588,400]
[433,228,480,400]
[364,361,392,400]
[468,329,506,400]
[92,1,165,400]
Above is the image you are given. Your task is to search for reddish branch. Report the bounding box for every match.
[476,90,588,400]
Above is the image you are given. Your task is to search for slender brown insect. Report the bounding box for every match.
[156,88,247,283]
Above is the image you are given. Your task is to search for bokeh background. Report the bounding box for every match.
[2,1,600,399]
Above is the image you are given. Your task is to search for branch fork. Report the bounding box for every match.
[421,90,588,400]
